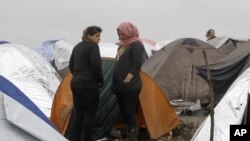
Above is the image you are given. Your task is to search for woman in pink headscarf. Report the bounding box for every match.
[112,22,147,141]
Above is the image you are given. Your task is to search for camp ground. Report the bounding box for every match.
[50,58,180,140]
[0,75,67,141]
[2,37,250,140]
[0,42,60,117]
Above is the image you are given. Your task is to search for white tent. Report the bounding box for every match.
[98,42,118,58]
[191,66,250,141]
[34,39,73,71]
[0,75,67,141]
[207,36,247,49]
[0,43,60,117]
[53,40,73,71]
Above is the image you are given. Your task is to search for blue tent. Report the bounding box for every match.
[34,40,58,62]
[0,75,67,141]
[0,41,10,45]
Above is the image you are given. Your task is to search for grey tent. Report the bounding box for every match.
[196,40,250,103]
[142,38,224,101]
[207,36,246,56]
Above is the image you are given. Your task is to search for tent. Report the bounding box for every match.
[196,41,250,103]
[34,40,58,63]
[0,43,60,117]
[98,42,118,58]
[0,75,67,141]
[34,39,73,78]
[50,58,180,140]
[207,36,247,56]
[0,41,10,45]
[142,38,224,101]
[191,66,250,141]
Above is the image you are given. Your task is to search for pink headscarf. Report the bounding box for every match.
[117,22,140,46]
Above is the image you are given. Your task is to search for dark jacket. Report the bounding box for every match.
[69,41,103,88]
[112,41,146,93]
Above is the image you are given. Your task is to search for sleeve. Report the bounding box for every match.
[129,42,144,75]
[69,49,74,74]
[89,43,104,86]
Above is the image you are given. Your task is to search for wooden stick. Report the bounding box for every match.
[202,50,215,141]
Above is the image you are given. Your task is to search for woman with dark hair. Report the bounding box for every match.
[69,26,104,141]
[112,22,147,141]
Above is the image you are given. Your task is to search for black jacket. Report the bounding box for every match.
[69,41,103,88]
[112,41,146,93]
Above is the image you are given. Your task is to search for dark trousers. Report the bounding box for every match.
[71,86,99,141]
[116,90,140,128]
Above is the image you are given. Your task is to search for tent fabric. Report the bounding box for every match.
[191,66,250,141]
[0,43,60,117]
[139,71,180,139]
[50,58,179,140]
[142,38,224,101]
[196,42,250,102]
[98,42,119,58]
[34,39,73,78]
[53,40,74,71]
[50,72,73,135]
[0,41,10,45]
[0,75,67,141]
[34,40,58,62]
[207,36,247,56]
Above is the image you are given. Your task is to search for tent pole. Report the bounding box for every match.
[182,65,187,100]
[185,65,193,103]
[202,50,215,141]
[183,65,193,115]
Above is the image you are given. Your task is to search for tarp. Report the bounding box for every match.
[0,75,67,141]
[191,66,250,141]
[50,58,179,140]
[196,41,250,103]
[142,38,224,101]
[0,43,60,117]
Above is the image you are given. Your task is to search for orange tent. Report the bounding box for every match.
[139,71,180,138]
[50,72,73,135]
[50,59,179,139]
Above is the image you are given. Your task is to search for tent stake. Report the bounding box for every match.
[202,50,215,141]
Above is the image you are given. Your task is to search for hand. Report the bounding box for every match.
[123,78,131,83]
[123,73,133,83]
